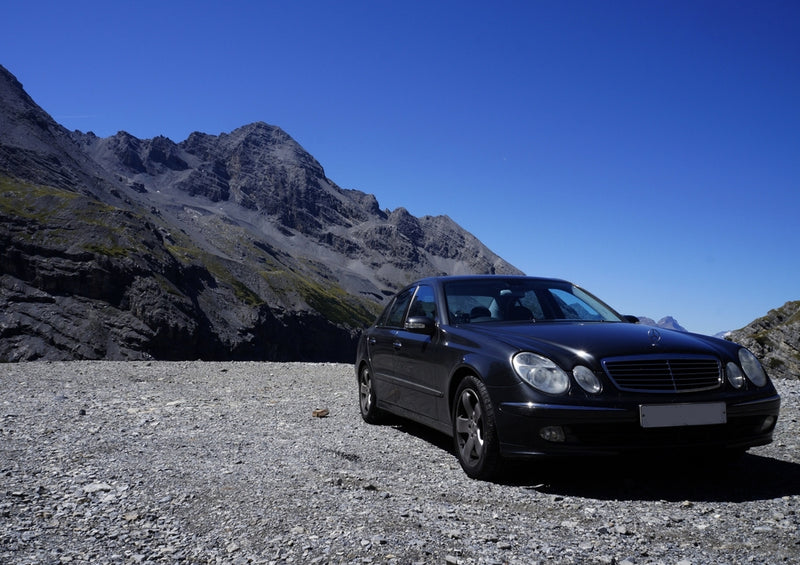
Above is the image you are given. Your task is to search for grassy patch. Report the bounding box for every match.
[82,243,129,258]
[784,301,800,325]
[0,176,79,220]
[295,276,379,326]
[260,270,379,326]
[753,332,772,348]
[767,357,785,370]
[198,251,265,307]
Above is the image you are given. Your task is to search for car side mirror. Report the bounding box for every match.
[623,315,640,324]
[405,316,436,334]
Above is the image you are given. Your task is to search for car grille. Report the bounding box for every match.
[602,355,723,393]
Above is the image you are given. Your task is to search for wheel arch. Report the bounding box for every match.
[447,362,485,417]
[446,352,519,422]
[356,358,370,382]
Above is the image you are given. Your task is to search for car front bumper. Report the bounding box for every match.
[496,393,781,458]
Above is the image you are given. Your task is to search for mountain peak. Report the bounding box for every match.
[636,316,688,332]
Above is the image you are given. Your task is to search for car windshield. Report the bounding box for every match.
[443,278,624,324]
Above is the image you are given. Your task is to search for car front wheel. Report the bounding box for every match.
[453,376,500,480]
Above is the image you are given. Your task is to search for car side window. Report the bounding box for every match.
[408,284,436,320]
[382,287,415,328]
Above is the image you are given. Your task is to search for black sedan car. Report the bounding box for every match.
[355,275,780,479]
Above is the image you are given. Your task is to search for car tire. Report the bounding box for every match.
[358,363,384,424]
[453,376,500,480]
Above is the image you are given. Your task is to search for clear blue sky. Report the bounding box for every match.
[2,0,798,336]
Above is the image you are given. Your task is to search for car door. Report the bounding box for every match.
[392,284,445,421]
[367,287,415,406]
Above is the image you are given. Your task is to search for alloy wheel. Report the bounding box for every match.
[455,388,485,465]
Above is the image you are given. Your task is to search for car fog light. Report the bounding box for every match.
[540,426,566,443]
[759,416,776,432]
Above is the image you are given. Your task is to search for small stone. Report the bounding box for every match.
[83,482,112,493]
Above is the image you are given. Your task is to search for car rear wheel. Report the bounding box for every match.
[453,376,500,480]
[358,364,384,424]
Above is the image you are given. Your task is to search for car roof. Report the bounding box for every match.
[411,274,572,286]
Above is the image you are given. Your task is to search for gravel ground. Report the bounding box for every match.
[1,361,799,565]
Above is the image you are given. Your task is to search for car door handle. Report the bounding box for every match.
[393,340,403,349]
[368,337,376,345]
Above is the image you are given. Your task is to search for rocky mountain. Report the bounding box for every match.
[635,315,687,333]
[727,301,800,381]
[0,64,521,362]
[3,64,796,374]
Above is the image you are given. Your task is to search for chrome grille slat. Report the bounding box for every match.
[602,355,722,393]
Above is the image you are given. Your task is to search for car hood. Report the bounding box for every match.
[459,321,734,365]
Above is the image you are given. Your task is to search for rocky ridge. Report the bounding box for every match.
[728,301,800,381]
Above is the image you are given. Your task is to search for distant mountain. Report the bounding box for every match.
[727,301,800,381]
[0,64,520,362]
[635,316,688,333]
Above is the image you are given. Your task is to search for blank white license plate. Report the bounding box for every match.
[639,402,727,428]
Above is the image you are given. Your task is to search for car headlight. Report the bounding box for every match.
[726,362,745,389]
[739,348,767,387]
[513,352,570,395]
[573,365,602,394]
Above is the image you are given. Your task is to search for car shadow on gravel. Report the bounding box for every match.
[391,421,800,502]
[498,453,800,502]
